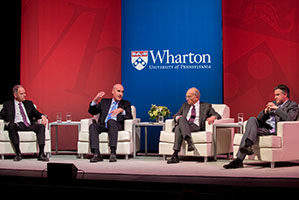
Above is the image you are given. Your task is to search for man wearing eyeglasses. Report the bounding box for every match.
[167,87,221,164]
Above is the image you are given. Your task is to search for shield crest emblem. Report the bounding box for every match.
[131,51,148,70]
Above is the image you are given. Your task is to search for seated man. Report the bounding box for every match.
[224,84,299,169]
[167,87,221,164]
[88,84,133,163]
[0,85,48,161]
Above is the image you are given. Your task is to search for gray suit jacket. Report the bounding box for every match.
[174,102,221,131]
[257,100,299,130]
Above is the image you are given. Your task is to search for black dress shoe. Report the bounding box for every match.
[109,154,117,162]
[223,158,243,169]
[13,154,22,161]
[239,146,254,155]
[167,155,180,164]
[187,143,195,151]
[90,154,103,163]
[37,154,49,162]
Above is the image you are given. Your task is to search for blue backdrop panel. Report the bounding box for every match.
[121,0,223,152]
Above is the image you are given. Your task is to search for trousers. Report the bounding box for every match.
[89,119,123,151]
[173,117,200,151]
[237,117,274,160]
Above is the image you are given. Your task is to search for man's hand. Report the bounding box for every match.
[175,115,182,122]
[41,115,47,126]
[92,92,105,103]
[265,102,278,113]
[206,116,217,125]
[110,108,124,117]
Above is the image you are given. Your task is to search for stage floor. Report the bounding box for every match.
[1,154,299,187]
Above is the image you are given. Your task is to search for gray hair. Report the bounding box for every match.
[12,84,24,94]
[190,87,200,97]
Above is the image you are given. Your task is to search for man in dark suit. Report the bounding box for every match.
[88,84,132,162]
[167,87,221,164]
[0,85,48,161]
[224,84,299,169]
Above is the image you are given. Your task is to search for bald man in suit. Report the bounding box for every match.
[88,84,133,163]
[167,87,221,164]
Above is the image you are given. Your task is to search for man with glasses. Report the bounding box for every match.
[167,87,221,164]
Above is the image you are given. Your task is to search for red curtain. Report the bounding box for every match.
[223,0,299,120]
[21,0,121,150]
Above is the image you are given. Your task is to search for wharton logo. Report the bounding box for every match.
[131,51,148,71]
[131,49,211,71]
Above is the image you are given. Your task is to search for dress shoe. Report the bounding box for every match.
[37,154,49,162]
[90,154,103,163]
[13,154,22,161]
[223,158,243,169]
[167,155,180,164]
[109,154,117,162]
[187,143,195,151]
[239,146,254,155]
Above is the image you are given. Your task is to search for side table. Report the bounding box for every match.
[132,122,165,158]
[212,122,243,160]
[49,121,81,154]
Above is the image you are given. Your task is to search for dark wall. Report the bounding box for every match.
[0,0,21,103]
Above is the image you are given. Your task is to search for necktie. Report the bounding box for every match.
[105,101,118,127]
[189,105,196,123]
[19,103,30,127]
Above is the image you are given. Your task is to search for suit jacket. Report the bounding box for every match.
[173,102,221,131]
[88,98,133,126]
[0,100,44,127]
[257,100,299,130]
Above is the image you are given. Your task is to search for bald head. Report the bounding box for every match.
[112,84,124,101]
[186,87,200,105]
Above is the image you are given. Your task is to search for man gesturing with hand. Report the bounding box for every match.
[88,84,132,162]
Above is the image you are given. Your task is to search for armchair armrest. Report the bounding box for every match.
[165,119,175,132]
[0,119,4,131]
[205,118,235,132]
[124,118,141,132]
[80,118,93,132]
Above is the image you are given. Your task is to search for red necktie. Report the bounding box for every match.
[19,103,30,127]
[189,105,196,123]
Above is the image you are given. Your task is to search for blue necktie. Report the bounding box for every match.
[105,101,118,127]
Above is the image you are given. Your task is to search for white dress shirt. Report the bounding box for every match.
[14,99,31,125]
[187,100,200,126]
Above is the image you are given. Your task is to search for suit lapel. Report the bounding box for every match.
[11,100,16,122]
[199,102,205,125]
[104,99,112,117]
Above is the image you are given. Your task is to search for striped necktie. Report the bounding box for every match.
[19,103,30,127]
[105,101,118,127]
[188,105,196,123]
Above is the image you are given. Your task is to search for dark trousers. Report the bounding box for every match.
[89,119,123,152]
[237,117,273,160]
[173,117,200,151]
[7,122,46,153]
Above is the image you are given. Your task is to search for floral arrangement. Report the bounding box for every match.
[148,104,171,121]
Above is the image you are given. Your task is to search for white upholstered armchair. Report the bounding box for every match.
[0,104,51,159]
[77,105,140,159]
[233,113,299,168]
[159,104,234,161]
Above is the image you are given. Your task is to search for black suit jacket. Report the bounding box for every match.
[88,98,133,126]
[0,100,44,127]
[174,102,221,131]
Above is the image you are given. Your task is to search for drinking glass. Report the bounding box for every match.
[66,112,72,122]
[56,112,62,123]
[237,113,244,124]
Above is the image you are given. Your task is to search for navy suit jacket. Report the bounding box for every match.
[88,98,133,126]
